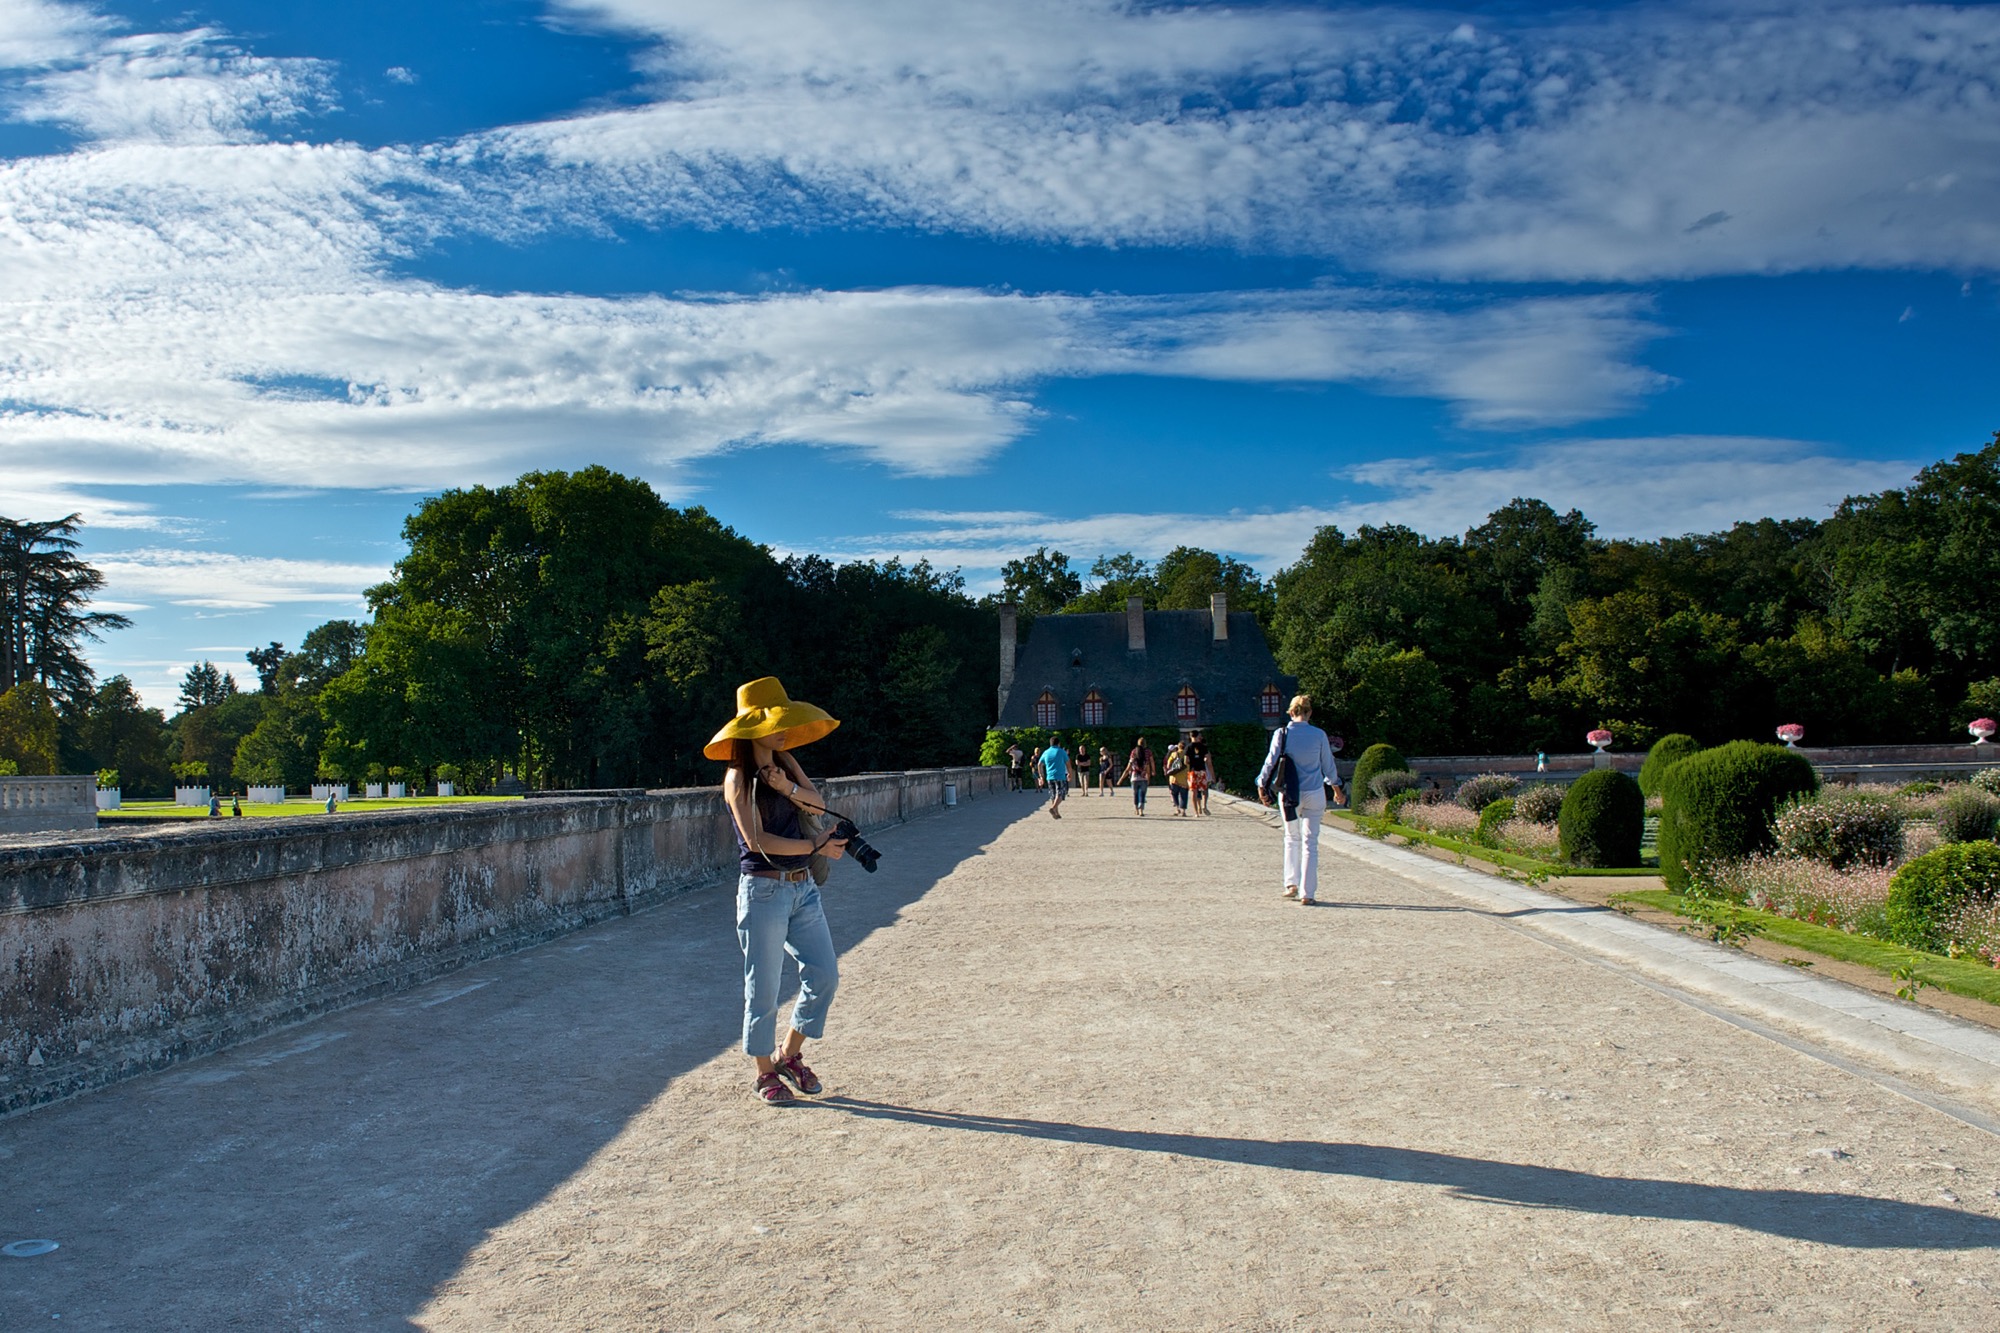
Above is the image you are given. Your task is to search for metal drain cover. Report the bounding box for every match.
[3,1239,58,1257]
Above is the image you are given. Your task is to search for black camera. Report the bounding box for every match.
[831,818,882,873]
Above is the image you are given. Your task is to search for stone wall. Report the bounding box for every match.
[0,766,1005,1116]
[0,777,96,835]
[1403,744,2000,787]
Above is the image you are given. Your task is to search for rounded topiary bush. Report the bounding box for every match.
[1934,787,2000,844]
[1513,783,1565,826]
[1456,772,1520,812]
[1772,792,1905,869]
[1558,768,1645,868]
[1384,789,1420,823]
[1884,842,2000,951]
[1477,797,1517,845]
[1639,733,1703,800]
[1350,743,1407,808]
[1656,741,1819,890]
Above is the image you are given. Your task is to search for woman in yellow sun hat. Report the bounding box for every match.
[707,677,851,1106]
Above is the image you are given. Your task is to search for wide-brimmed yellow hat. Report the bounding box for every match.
[704,677,840,760]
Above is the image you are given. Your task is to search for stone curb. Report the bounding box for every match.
[1215,795,2000,1110]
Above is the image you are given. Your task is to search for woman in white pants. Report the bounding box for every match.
[1257,695,1340,905]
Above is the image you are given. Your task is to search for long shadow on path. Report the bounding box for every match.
[819,1099,2000,1251]
[0,791,1045,1330]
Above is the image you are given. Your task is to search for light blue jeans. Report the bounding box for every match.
[736,873,839,1057]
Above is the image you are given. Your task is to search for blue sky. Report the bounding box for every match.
[0,0,1995,710]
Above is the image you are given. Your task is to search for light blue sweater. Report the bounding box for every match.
[1259,720,1338,793]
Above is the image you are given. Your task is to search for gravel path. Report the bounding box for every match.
[5,788,2000,1330]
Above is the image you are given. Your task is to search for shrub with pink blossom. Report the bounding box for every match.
[1455,772,1520,812]
[1943,897,2000,966]
[1497,819,1561,857]
[1402,802,1481,839]
[1513,783,1565,826]
[1771,792,1904,869]
[1715,854,1895,935]
[1971,768,2000,797]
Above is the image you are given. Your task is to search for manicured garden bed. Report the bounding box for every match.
[1325,809,1657,877]
[1614,888,2000,1007]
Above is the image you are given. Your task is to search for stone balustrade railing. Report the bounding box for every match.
[0,777,96,835]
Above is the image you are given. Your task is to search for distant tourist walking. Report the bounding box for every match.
[1039,737,1071,819]
[1164,741,1191,816]
[1185,730,1216,815]
[1123,737,1156,815]
[1098,745,1116,797]
[1258,694,1339,906]
[1006,741,1024,791]
[711,677,851,1107]
[1075,744,1090,795]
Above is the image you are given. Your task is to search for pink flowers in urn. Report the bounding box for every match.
[1776,723,1805,747]
[1971,718,1997,744]
[1585,728,1613,752]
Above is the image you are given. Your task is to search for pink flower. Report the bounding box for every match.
[1970,718,1997,741]
[1586,728,1613,747]
[1776,723,1806,744]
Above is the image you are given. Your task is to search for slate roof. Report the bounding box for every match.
[996,609,1296,730]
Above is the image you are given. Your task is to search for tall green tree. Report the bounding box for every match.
[0,513,129,696]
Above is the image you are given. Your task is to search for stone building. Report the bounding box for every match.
[994,595,1298,732]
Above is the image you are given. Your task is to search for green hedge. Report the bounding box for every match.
[1638,733,1703,799]
[1477,797,1516,845]
[982,723,1275,793]
[1657,741,1819,890]
[1884,842,2000,952]
[1559,768,1644,868]
[1350,743,1406,808]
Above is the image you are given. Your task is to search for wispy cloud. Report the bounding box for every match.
[505,0,2000,279]
[92,548,388,611]
[842,436,1921,583]
[0,279,1666,491]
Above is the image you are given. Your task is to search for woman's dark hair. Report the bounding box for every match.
[728,739,758,784]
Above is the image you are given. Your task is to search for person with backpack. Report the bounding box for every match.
[1122,736,1156,815]
[1257,694,1339,905]
[1163,741,1192,816]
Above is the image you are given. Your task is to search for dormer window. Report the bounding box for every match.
[1260,684,1285,720]
[1034,690,1060,727]
[1081,690,1107,726]
[1070,648,1084,668]
[1174,685,1199,722]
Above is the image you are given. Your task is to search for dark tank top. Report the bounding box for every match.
[735,781,812,874]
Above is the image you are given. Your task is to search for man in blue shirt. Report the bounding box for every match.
[1258,694,1339,905]
[1038,737,1071,820]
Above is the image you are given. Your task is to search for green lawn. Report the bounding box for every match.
[1615,888,2000,1007]
[1324,809,1659,878]
[101,796,520,819]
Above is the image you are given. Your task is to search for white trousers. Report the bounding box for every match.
[1282,789,1327,900]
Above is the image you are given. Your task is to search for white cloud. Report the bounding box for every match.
[842,436,1921,580]
[507,0,2000,279]
[0,275,1665,493]
[0,0,104,69]
[91,548,387,611]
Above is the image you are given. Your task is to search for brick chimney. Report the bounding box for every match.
[998,603,1018,717]
[1210,592,1228,641]
[1126,595,1146,652]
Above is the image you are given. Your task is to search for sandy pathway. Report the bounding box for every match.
[5,788,1999,1329]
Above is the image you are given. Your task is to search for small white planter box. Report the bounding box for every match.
[311,784,350,803]
[174,786,211,807]
[95,788,121,810]
[436,781,456,797]
[246,785,286,805]
[387,782,407,798]
[364,783,384,799]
